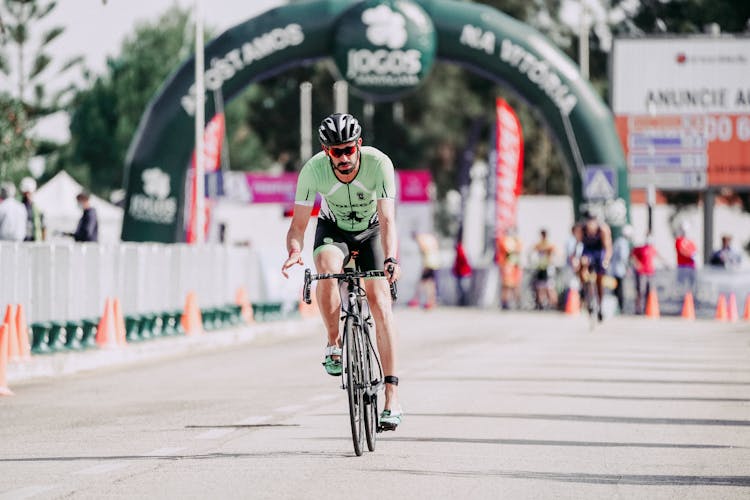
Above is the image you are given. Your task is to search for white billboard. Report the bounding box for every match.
[612,37,750,189]
[612,37,750,115]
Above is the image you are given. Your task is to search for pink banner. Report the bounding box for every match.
[245,173,299,204]
[397,170,432,203]
[495,98,524,240]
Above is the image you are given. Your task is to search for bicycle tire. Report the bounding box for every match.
[344,315,364,456]
[362,321,377,452]
[586,280,599,330]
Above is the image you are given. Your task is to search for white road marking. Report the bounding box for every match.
[0,486,55,500]
[74,462,129,475]
[273,404,305,414]
[145,447,186,456]
[195,428,235,440]
[236,415,272,426]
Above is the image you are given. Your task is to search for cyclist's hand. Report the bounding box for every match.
[281,251,303,278]
[384,263,401,284]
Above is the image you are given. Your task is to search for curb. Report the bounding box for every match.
[7,317,322,385]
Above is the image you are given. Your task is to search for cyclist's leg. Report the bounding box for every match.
[312,221,348,349]
[356,227,400,414]
[423,268,437,308]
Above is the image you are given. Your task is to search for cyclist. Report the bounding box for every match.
[529,228,558,310]
[281,113,402,430]
[575,212,612,321]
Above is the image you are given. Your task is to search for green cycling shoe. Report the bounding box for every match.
[322,345,342,376]
[379,406,403,431]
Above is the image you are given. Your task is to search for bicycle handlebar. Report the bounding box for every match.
[303,268,398,304]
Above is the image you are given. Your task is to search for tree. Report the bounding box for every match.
[0,93,33,181]
[68,6,196,194]
[0,0,82,182]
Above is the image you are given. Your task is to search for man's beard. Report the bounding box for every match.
[335,162,355,174]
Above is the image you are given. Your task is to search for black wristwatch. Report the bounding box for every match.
[384,257,399,266]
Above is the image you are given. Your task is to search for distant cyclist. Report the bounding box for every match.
[576,212,613,321]
[281,113,403,430]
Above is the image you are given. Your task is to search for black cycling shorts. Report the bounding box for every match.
[313,218,383,272]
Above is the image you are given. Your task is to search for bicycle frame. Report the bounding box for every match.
[303,264,397,454]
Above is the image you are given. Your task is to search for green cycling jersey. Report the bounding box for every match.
[294,146,396,232]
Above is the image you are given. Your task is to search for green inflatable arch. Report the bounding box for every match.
[122,0,629,242]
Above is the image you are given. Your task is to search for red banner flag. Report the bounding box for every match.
[494,98,524,260]
[187,113,225,243]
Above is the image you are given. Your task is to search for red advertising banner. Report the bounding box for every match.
[191,113,225,172]
[187,113,225,242]
[494,98,524,240]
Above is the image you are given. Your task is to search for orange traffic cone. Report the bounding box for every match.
[96,298,118,347]
[299,284,320,319]
[715,294,728,322]
[15,304,31,361]
[181,291,203,336]
[235,287,254,324]
[564,288,580,315]
[3,305,20,362]
[680,292,695,320]
[0,324,14,396]
[727,293,739,323]
[645,289,660,318]
[743,294,750,321]
[716,293,729,321]
[112,298,128,346]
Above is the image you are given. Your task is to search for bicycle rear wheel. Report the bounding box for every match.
[586,280,599,330]
[362,321,378,451]
[344,316,364,456]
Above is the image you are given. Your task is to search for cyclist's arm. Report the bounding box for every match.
[282,203,313,278]
[377,198,400,283]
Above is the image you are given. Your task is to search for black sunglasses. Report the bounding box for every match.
[328,145,357,158]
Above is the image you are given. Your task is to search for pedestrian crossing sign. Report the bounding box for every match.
[584,166,616,200]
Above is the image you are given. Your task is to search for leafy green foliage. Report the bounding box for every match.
[0,93,34,182]
[67,6,196,194]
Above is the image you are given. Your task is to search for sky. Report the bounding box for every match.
[18,0,285,142]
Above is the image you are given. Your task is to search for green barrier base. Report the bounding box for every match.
[81,319,98,348]
[30,322,52,354]
[47,321,67,352]
[64,321,83,350]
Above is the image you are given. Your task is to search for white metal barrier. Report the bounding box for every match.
[0,242,264,324]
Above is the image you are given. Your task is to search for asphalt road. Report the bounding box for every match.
[1,309,749,499]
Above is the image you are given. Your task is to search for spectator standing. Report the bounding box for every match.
[529,229,558,310]
[452,239,472,306]
[408,231,440,309]
[71,191,98,242]
[674,222,697,293]
[20,177,46,241]
[709,234,742,269]
[0,182,28,241]
[631,234,667,314]
[498,227,523,310]
[609,224,634,314]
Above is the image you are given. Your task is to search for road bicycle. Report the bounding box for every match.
[579,256,600,330]
[302,254,397,456]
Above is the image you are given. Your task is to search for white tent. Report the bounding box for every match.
[34,171,123,243]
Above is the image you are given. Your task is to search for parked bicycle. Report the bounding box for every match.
[302,253,397,456]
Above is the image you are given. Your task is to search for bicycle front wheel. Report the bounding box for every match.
[344,316,364,456]
[362,321,378,452]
